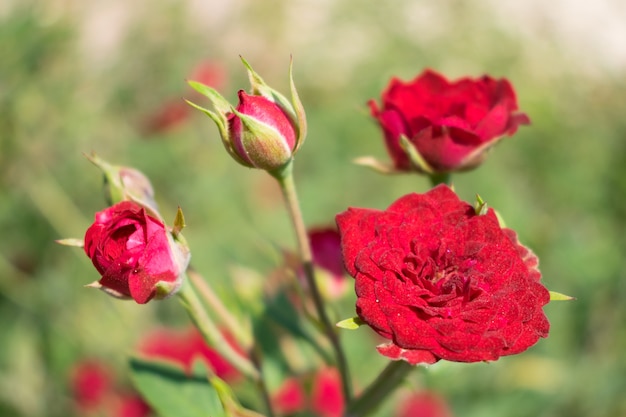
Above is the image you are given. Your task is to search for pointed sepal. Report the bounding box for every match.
[172,207,185,238]
[549,291,576,301]
[288,56,307,151]
[55,238,84,247]
[336,316,365,330]
[353,156,399,175]
[85,281,132,300]
[399,135,435,174]
[475,194,488,215]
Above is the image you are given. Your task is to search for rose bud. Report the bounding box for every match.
[84,201,190,304]
[363,70,530,174]
[336,185,550,365]
[187,56,306,177]
[86,153,159,215]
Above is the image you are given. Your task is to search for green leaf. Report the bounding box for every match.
[336,316,365,330]
[129,356,226,417]
[549,291,576,301]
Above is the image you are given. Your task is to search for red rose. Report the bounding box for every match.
[336,185,549,364]
[84,201,188,304]
[368,70,530,173]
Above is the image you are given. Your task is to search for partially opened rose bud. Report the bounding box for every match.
[84,201,190,304]
[86,153,159,214]
[188,56,306,177]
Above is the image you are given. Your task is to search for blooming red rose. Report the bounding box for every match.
[84,201,189,304]
[368,70,530,173]
[336,185,549,364]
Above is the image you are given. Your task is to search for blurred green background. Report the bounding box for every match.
[1,0,626,416]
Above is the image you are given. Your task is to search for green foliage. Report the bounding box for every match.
[130,357,225,417]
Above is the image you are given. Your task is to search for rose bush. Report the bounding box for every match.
[336,185,550,364]
[84,201,189,304]
[368,70,530,173]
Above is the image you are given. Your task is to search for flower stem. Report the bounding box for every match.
[177,279,260,381]
[429,173,451,187]
[273,162,353,401]
[345,360,415,417]
[187,266,253,351]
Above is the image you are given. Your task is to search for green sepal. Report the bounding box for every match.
[172,206,185,238]
[475,194,488,215]
[55,238,84,247]
[288,56,307,151]
[185,99,251,168]
[239,56,297,122]
[188,81,232,116]
[336,316,365,330]
[549,291,576,301]
[399,135,435,174]
[232,109,293,171]
[353,156,399,175]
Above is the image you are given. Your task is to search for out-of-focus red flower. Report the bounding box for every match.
[396,392,454,417]
[309,367,344,417]
[142,100,191,135]
[308,227,348,299]
[271,367,344,417]
[113,394,151,417]
[336,184,550,364]
[69,360,151,417]
[142,60,227,135]
[84,201,188,304]
[70,360,112,412]
[272,378,307,415]
[368,69,530,173]
[188,61,227,90]
[137,327,242,382]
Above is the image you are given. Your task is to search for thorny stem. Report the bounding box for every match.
[345,360,415,417]
[177,279,260,381]
[273,162,353,402]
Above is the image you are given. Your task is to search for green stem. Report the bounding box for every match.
[273,162,353,401]
[345,360,415,417]
[177,279,260,381]
[187,267,253,350]
[429,172,451,187]
[251,347,275,417]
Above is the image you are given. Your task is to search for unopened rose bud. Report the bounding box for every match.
[84,201,190,304]
[228,90,297,171]
[188,57,306,177]
[86,153,159,214]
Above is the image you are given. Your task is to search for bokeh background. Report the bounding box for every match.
[1,0,626,416]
